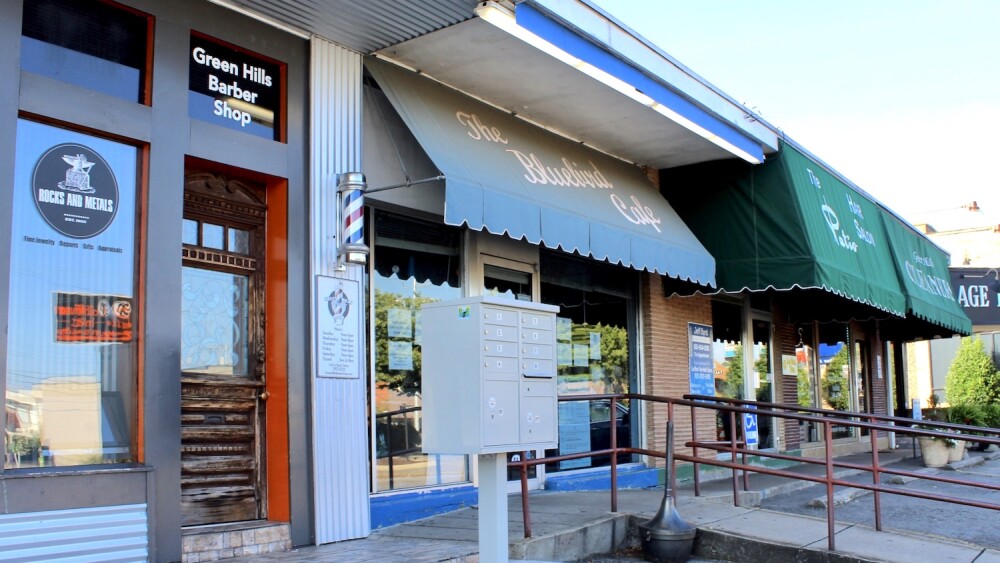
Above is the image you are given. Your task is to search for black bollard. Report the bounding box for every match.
[639,420,697,563]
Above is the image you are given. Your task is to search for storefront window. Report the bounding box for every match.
[751,318,774,449]
[21,0,150,104]
[371,211,467,491]
[712,300,743,442]
[540,252,635,472]
[796,331,820,443]
[5,120,138,468]
[819,323,854,439]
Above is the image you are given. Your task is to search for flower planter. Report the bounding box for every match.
[918,436,951,467]
[948,440,966,463]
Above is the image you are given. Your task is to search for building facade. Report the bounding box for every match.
[0,1,969,561]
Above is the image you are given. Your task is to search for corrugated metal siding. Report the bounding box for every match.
[309,37,372,544]
[0,504,148,562]
[217,0,478,52]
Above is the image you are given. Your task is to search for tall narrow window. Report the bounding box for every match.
[371,211,467,491]
[5,120,138,468]
[540,251,637,472]
[819,323,854,439]
[21,0,151,103]
[712,299,743,442]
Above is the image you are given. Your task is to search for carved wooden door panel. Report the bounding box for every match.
[180,171,267,526]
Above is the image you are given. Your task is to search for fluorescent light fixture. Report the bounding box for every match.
[474,1,762,164]
[207,0,311,39]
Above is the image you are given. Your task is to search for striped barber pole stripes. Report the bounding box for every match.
[338,172,366,247]
[343,187,364,245]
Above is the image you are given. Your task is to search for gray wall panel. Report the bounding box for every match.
[1,470,149,513]
[0,0,21,425]
[4,0,310,559]
[19,73,153,142]
[187,120,290,178]
[0,503,148,561]
[142,13,189,562]
[309,37,371,544]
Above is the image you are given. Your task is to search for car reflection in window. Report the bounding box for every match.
[589,399,630,467]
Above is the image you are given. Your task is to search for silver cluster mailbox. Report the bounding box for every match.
[421,296,559,455]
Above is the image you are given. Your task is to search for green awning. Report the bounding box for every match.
[879,211,972,334]
[664,144,906,316]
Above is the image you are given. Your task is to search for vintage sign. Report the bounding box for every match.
[951,267,1000,325]
[688,323,714,396]
[32,144,119,239]
[315,276,361,378]
[189,33,282,139]
[54,292,133,343]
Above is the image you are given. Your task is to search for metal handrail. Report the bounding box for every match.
[374,406,423,490]
[508,392,1000,551]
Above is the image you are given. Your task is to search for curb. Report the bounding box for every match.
[693,527,879,563]
[509,512,631,562]
[695,467,866,508]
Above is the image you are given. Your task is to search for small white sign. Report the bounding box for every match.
[781,354,797,376]
[315,276,360,379]
[387,308,412,338]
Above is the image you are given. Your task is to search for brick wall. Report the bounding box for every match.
[870,325,888,416]
[641,274,715,463]
[772,299,799,450]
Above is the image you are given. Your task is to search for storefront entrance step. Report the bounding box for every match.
[181,520,291,562]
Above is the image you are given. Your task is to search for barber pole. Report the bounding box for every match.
[342,183,363,246]
[337,172,369,265]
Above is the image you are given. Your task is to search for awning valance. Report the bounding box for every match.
[663,143,906,316]
[880,211,972,334]
[365,57,715,286]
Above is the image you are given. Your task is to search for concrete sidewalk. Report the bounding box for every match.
[233,448,1000,563]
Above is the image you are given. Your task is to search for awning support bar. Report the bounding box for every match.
[366,174,446,194]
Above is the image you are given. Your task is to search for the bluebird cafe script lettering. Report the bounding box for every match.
[455,110,663,233]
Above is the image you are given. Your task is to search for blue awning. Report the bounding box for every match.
[365,58,716,286]
[514,3,765,164]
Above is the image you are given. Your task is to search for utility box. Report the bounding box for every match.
[421,296,559,455]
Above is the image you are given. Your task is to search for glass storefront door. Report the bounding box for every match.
[481,259,543,486]
[818,323,855,439]
[749,315,775,449]
[540,251,637,474]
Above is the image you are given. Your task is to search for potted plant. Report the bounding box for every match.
[915,426,956,468]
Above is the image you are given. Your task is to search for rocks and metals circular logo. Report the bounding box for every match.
[31,143,119,239]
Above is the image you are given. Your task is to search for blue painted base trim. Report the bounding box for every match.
[370,485,478,529]
[544,463,660,491]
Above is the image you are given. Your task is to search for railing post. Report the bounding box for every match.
[689,403,701,497]
[387,413,395,490]
[610,397,618,513]
[869,417,882,531]
[520,451,532,538]
[824,420,836,551]
[729,409,739,507]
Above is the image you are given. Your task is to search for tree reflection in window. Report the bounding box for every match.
[371,211,467,491]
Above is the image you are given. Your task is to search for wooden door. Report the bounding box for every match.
[180,171,267,526]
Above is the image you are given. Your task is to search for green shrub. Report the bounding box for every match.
[947,403,986,427]
[982,404,1000,429]
[945,337,1000,405]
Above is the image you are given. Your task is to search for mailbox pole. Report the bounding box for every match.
[479,453,508,563]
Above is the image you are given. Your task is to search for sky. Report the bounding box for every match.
[591,0,1000,231]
